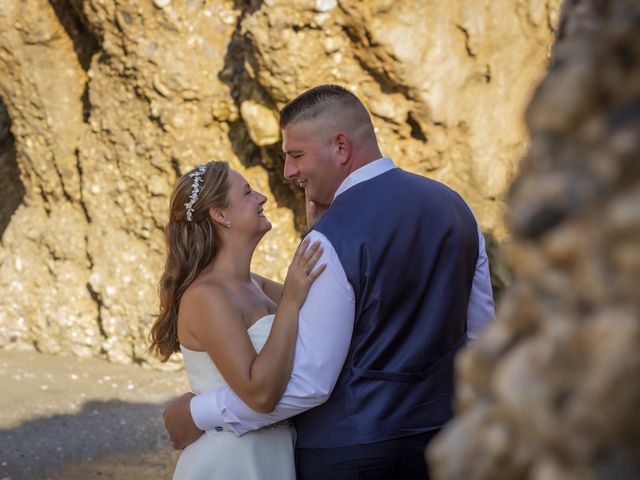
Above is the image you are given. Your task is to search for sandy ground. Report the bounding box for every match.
[0,349,191,480]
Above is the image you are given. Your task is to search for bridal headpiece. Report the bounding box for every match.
[184,164,207,221]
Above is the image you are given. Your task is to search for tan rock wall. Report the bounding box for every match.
[0,0,559,367]
[429,0,640,478]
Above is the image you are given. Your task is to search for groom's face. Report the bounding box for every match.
[282,120,340,206]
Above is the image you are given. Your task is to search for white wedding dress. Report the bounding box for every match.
[173,314,296,480]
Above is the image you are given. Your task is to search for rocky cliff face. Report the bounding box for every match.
[429,0,640,478]
[0,0,559,367]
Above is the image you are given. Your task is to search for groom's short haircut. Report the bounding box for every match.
[279,84,372,130]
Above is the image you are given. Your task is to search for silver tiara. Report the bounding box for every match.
[184,164,207,221]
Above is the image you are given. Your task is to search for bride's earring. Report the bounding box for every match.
[225,220,232,228]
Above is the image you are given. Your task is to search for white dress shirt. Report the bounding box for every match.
[190,158,495,435]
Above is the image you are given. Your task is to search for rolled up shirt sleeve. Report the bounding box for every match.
[466,224,496,339]
[190,230,356,436]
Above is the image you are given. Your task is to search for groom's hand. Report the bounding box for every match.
[163,392,203,450]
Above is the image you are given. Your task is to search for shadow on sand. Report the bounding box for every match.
[0,398,180,480]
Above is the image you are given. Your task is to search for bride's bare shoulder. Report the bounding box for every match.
[180,278,238,318]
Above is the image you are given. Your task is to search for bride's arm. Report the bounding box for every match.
[183,240,324,414]
[251,272,284,304]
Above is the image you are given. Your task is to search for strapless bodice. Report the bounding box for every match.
[180,314,275,394]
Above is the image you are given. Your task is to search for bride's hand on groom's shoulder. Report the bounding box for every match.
[282,239,326,309]
[163,392,203,450]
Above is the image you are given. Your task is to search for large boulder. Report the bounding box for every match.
[0,0,560,367]
[429,1,640,478]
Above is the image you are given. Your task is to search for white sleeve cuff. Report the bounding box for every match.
[190,389,227,433]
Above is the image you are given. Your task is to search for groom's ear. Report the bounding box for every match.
[334,132,351,166]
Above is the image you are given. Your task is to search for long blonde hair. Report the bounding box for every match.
[149,161,231,361]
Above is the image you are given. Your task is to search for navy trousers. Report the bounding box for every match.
[295,430,440,480]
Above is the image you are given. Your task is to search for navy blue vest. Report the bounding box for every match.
[294,168,479,448]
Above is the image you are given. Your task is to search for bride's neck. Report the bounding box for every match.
[208,239,257,282]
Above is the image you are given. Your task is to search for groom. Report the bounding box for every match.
[164,84,495,478]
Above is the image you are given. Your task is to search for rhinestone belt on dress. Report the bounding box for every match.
[264,420,292,430]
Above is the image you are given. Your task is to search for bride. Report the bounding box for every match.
[148,161,324,479]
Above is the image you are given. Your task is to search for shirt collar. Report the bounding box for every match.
[333,157,397,201]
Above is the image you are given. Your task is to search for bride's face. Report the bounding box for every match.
[222,170,272,235]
